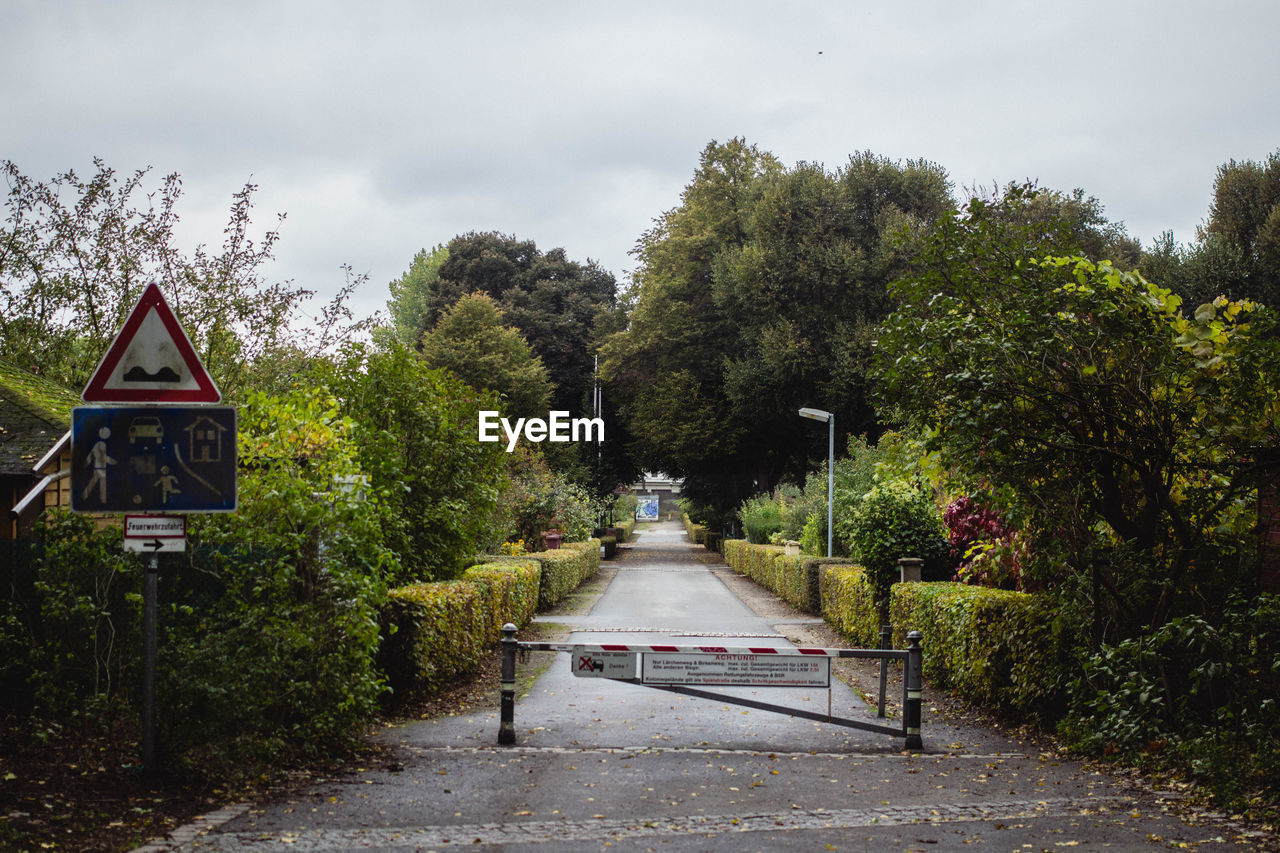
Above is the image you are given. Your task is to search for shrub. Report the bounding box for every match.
[737,493,782,544]
[1060,594,1280,812]
[837,480,951,605]
[820,565,878,647]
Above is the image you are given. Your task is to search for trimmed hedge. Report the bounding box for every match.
[720,538,856,615]
[379,560,540,692]
[723,538,1065,716]
[890,581,1066,714]
[530,539,601,609]
[682,513,708,545]
[614,519,635,542]
[820,564,879,647]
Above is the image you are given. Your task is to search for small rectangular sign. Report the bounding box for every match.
[570,648,637,679]
[125,515,186,538]
[642,652,830,687]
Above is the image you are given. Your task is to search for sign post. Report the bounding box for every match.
[72,282,231,774]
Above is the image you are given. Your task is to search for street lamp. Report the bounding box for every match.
[798,407,834,557]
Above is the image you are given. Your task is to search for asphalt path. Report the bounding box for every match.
[163,522,1268,852]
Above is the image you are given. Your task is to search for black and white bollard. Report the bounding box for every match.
[498,623,518,745]
[904,630,923,750]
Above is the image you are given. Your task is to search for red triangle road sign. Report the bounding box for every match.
[82,283,221,403]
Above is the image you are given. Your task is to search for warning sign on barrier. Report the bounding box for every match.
[571,648,637,679]
[642,652,830,687]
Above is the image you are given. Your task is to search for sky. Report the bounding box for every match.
[4,0,1279,327]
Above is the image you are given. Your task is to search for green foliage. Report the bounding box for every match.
[602,140,952,519]
[496,540,601,610]
[12,512,142,722]
[486,446,600,550]
[799,513,824,557]
[837,480,950,604]
[1060,595,1280,811]
[380,560,540,693]
[0,159,366,397]
[383,244,448,348]
[316,342,507,583]
[167,386,390,778]
[418,292,552,420]
[722,538,848,615]
[889,582,1070,714]
[737,492,783,544]
[819,565,879,647]
[876,185,1280,634]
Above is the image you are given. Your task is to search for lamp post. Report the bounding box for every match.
[798,407,834,557]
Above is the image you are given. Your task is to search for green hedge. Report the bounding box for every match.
[614,519,635,542]
[890,582,1065,714]
[380,560,540,692]
[682,513,708,545]
[820,564,879,647]
[720,538,856,615]
[530,539,601,609]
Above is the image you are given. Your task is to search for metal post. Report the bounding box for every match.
[904,630,923,750]
[877,624,891,717]
[826,415,834,558]
[498,623,518,745]
[142,553,158,772]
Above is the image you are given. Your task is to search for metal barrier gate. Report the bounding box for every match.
[497,625,923,749]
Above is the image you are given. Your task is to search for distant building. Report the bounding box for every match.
[0,360,79,539]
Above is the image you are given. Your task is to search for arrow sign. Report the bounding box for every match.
[123,515,186,553]
[83,283,221,403]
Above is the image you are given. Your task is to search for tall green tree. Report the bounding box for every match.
[420,232,618,414]
[602,141,952,520]
[383,244,448,348]
[418,292,552,420]
[1140,150,1280,309]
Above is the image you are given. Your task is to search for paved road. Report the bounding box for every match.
[165,522,1265,851]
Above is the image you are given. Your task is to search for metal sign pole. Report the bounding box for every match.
[142,552,158,772]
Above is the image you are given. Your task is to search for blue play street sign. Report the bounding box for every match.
[71,406,237,514]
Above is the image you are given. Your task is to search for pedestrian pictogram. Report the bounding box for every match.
[82,282,221,403]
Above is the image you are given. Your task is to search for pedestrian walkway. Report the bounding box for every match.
[160,522,1260,851]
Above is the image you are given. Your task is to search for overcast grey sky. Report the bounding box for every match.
[5,1,1279,325]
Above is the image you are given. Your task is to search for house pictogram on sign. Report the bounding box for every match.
[82,283,221,403]
[184,415,228,463]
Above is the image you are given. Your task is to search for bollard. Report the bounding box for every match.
[498,623,518,745]
[904,630,923,750]
[877,624,892,718]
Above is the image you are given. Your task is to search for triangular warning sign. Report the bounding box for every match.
[82,283,221,403]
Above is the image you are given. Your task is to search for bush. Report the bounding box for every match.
[890,582,1068,714]
[820,565,879,647]
[837,480,951,606]
[737,493,782,544]
[1060,594,1280,811]
[488,539,600,609]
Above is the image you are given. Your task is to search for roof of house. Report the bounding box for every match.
[0,359,80,475]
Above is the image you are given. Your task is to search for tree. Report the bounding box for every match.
[602,141,952,521]
[382,244,448,348]
[419,232,618,414]
[1140,150,1280,310]
[418,292,552,420]
[0,159,363,397]
[875,188,1280,638]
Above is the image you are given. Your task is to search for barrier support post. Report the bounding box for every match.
[877,624,891,717]
[498,623,518,745]
[904,630,923,750]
